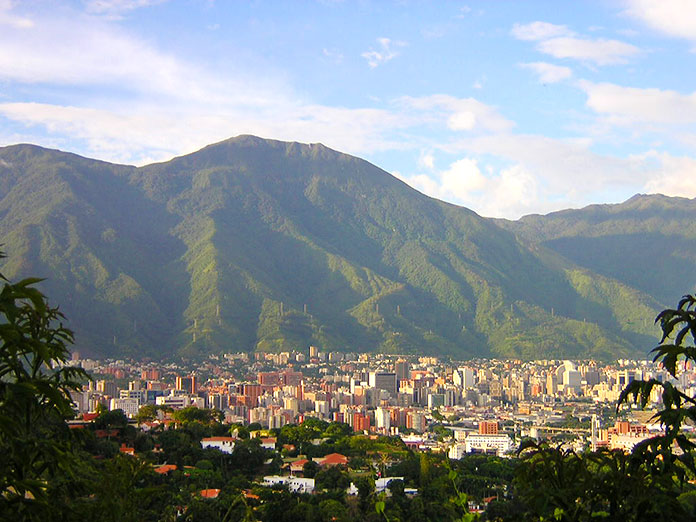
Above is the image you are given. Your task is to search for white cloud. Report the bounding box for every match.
[511,21,572,41]
[457,6,472,17]
[361,38,407,68]
[414,133,658,217]
[441,158,487,195]
[397,157,542,218]
[537,36,640,65]
[520,62,572,83]
[0,101,413,165]
[454,134,638,194]
[448,111,477,131]
[0,9,258,106]
[396,132,696,218]
[418,151,435,170]
[0,0,33,28]
[399,94,514,133]
[642,152,696,197]
[580,81,696,125]
[512,21,639,66]
[624,0,696,42]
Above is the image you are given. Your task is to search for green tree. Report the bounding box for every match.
[135,404,159,423]
[0,268,89,519]
[229,438,268,476]
[507,294,696,522]
[94,408,128,429]
[303,460,320,478]
[82,454,162,522]
[514,441,686,521]
[319,498,348,522]
[315,465,350,492]
[172,406,223,425]
[619,293,696,479]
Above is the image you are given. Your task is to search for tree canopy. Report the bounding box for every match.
[0,264,89,518]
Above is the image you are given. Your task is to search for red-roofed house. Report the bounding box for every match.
[199,489,221,499]
[316,453,349,467]
[242,490,260,500]
[154,464,177,475]
[260,437,277,450]
[290,459,309,474]
[119,443,135,456]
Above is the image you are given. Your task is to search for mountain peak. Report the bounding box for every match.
[2,137,693,360]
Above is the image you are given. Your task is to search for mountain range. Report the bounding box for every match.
[0,135,692,360]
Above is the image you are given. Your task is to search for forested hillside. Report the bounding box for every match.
[0,136,681,360]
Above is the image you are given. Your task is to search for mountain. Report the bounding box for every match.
[0,136,686,360]
[498,194,696,306]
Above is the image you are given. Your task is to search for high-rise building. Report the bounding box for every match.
[353,412,371,432]
[368,371,398,396]
[258,372,281,386]
[406,411,425,432]
[375,406,391,431]
[479,420,499,435]
[175,375,198,394]
[282,371,303,386]
[394,359,410,381]
[96,380,118,397]
[141,368,161,380]
[453,367,475,389]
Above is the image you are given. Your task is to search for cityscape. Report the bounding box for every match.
[69,350,680,459]
[2,0,696,519]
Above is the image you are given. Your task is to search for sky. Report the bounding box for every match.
[1,0,696,219]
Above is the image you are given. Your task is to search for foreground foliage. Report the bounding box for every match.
[501,294,696,521]
[0,267,90,520]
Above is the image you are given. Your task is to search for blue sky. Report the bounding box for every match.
[1,0,696,218]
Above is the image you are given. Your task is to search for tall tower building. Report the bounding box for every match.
[394,359,410,381]
[369,371,398,396]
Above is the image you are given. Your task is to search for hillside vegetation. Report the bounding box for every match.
[1,136,686,359]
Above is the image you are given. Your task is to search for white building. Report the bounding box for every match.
[464,433,514,457]
[201,436,237,454]
[375,477,405,493]
[315,400,329,417]
[119,389,144,405]
[556,361,582,393]
[263,476,315,494]
[156,395,188,409]
[448,442,467,460]
[609,432,654,452]
[453,367,475,389]
[375,407,391,431]
[70,390,90,413]
[109,397,139,417]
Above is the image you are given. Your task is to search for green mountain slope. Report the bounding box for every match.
[499,194,696,306]
[0,137,675,360]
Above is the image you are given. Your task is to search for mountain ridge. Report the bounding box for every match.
[0,136,690,360]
